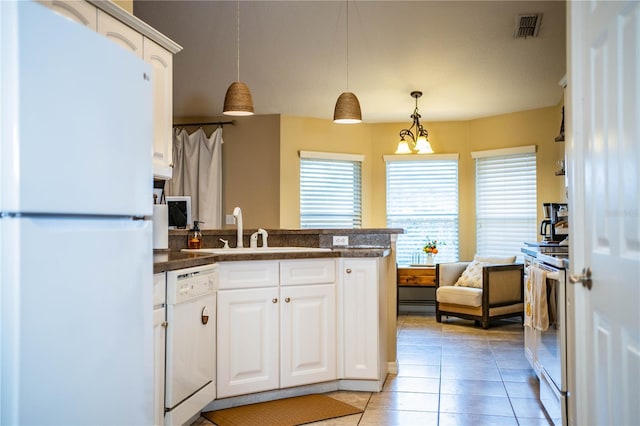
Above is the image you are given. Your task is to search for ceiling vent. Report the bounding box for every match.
[515,14,542,39]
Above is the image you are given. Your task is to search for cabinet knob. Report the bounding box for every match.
[346,268,352,274]
[285,297,291,303]
[161,321,168,329]
[272,298,278,303]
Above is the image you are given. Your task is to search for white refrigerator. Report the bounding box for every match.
[1,2,154,424]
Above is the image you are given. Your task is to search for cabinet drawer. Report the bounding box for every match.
[281,259,336,286]
[397,267,436,287]
[218,261,279,289]
[153,272,166,306]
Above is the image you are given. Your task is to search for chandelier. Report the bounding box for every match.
[395,91,433,154]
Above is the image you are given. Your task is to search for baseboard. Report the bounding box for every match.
[398,304,436,314]
[387,360,399,375]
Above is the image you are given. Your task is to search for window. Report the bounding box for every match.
[385,155,459,265]
[473,146,537,259]
[299,151,363,228]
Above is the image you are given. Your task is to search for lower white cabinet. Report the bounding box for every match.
[217,286,279,398]
[341,258,387,381]
[280,283,336,388]
[152,273,167,426]
[217,259,336,398]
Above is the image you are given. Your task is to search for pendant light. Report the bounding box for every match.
[333,0,361,124]
[395,91,434,154]
[223,0,254,116]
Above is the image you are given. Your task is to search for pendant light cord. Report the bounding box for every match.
[346,0,349,91]
[236,0,240,82]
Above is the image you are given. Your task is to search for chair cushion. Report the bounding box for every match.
[453,260,488,288]
[436,286,483,307]
[474,254,517,264]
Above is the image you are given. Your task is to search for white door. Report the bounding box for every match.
[216,287,279,398]
[144,38,174,180]
[165,293,216,409]
[568,2,640,425]
[342,259,380,380]
[0,216,153,425]
[152,307,166,426]
[1,2,152,216]
[280,284,336,388]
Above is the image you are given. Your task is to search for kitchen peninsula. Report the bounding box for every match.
[154,228,402,418]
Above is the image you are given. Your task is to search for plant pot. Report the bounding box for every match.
[425,253,435,266]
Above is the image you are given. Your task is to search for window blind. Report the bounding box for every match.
[300,157,362,228]
[386,158,459,265]
[475,151,537,259]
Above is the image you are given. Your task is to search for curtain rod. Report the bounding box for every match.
[172,120,235,127]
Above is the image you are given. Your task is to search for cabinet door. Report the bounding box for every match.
[342,259,380,379]
[143,38,173,179]
[280,284,336,388]
[96,10,143,58]
[153,307,166,426]
[217,287,279,398]
[37,0,97,30]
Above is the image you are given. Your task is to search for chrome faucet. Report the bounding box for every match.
[232,207,243,248]
[250,228,269,249]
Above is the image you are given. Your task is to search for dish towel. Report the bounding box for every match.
[524,267,533,328]
[530,267,549,331]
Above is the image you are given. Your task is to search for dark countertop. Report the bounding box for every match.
[153,251,217,274]
[154,248,391,273]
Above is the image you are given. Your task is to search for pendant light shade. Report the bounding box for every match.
[223,81,254,116]
[333,0,361,124]
[333,91,362,124]
[223,0,254,116]
[394,139,412,154]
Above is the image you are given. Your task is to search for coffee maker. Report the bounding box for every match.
[540,203,569,242]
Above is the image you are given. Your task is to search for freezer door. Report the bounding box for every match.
[0,2,152,216]
[0,216,153,425]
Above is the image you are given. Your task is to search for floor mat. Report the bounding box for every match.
[201,394,363,426]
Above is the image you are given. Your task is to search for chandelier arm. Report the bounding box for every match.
[399,128,415,141]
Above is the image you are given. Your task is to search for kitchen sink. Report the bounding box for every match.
[182,247,332,255]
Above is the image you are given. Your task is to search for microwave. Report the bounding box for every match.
[165,196,192,229]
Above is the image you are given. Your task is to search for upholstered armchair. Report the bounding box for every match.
[435,258,524,329]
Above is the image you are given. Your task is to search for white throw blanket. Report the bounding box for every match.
[524,266,549,331]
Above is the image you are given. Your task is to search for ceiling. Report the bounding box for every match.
[134,0,566,123]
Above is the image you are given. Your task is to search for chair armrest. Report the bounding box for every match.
[482,264,524,305]
[436,262,470,288]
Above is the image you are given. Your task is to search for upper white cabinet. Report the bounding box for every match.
[97,10,143,58]
[144,38,174,180]
[37,0,97,29]
[38,0,182,180]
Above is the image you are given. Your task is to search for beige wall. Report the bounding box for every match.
[174,105,567,256]
[174,115,281,229]
[280,116,374,228]
[280,104,566,260]
[113,0,133,14]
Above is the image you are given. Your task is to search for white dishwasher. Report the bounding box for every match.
[165,264,217,426]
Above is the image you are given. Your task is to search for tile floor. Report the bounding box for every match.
[193,312,553,425]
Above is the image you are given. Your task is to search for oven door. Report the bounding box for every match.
[536,265,567,426]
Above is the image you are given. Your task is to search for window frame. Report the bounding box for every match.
[299,150,364,229]
[384,154,460,265]
[471,145,538,260]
